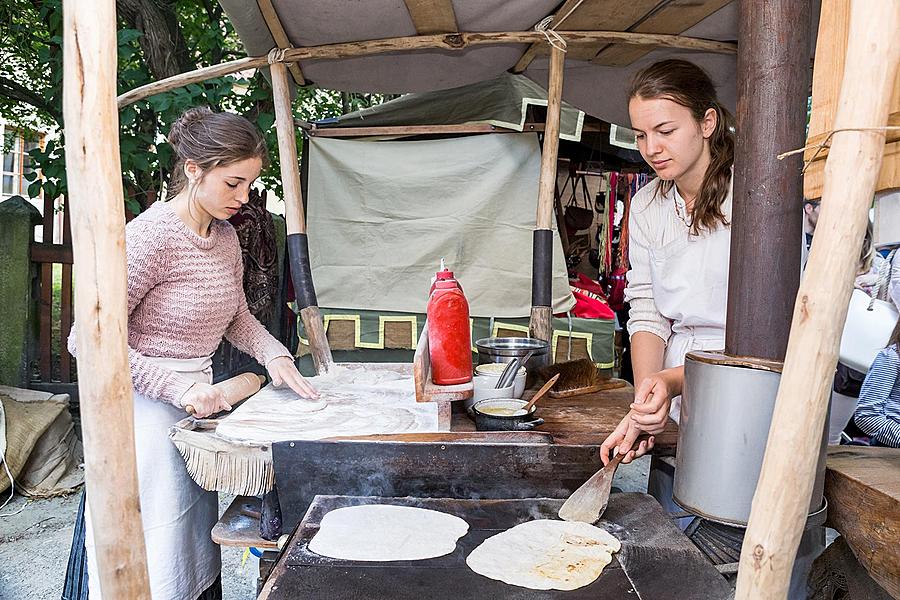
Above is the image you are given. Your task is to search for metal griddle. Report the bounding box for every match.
[259,493,732,599]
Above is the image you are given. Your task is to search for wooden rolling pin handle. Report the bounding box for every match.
[184,373,266,416]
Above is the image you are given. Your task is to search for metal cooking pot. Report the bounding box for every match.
[472,398,544,431]
[475,337,550,371]
[674,354,827,526]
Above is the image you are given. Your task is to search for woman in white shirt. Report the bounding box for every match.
[600,59,734,469]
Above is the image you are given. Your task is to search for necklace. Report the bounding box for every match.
[674,197,692,227]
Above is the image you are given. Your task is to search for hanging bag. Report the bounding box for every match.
[839,250,899,372]
[564,171,594,232]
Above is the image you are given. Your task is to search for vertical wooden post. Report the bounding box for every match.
[63,0,151,597]
[529,45,565,344]
[270,60,334,374]
[725,0,811,361]
[735,2,900,598]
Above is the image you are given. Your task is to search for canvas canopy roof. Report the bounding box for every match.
[217,0,753,127]
[317,72,586,142]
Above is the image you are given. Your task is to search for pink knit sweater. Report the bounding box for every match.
[69,201,290,405]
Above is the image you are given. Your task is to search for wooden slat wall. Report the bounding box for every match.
[60,206,73,381]
[39,194,53,381]
[403,0,458,34]
[803,0,900,200]
[33,194,76,385]
[514,0,660,71]
[592,0,732,67]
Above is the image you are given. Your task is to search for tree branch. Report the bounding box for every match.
[0,74,61,123]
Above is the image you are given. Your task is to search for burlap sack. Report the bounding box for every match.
[0,386,83,498]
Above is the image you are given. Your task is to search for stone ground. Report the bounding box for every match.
[0,458,650,600]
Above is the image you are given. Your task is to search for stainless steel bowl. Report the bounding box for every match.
[475,337,550,370]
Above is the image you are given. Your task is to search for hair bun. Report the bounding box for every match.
[168,106,214,147]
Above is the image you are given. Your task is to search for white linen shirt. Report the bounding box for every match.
[624,177,733,419]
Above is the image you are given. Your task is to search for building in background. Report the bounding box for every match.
[1,117,61,243]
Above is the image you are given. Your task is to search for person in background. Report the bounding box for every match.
[853,318,900,447]
[829,222,878,444]
[803,199,820,251]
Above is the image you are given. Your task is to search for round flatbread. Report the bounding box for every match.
[466,519,621,590]
[309,505,469,561]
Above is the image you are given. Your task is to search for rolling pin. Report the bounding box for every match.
[184,372,266,416]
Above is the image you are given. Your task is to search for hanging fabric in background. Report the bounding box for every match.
[229,188,280,325]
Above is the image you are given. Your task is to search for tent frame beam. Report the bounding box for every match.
[307,121,605,138]
[117,30,737,109]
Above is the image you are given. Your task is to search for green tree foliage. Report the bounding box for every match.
[0,0,386,214]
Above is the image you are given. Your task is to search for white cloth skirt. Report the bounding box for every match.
[85,356,220,600]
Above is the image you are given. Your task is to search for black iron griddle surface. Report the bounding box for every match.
[260,493,731,599]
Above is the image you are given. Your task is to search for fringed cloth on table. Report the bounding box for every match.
[169,417,276,497]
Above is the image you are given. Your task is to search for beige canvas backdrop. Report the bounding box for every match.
[306,133,575,317]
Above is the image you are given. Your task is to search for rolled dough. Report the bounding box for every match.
[308,504,469,561]
[215,365,440,443]
[466,519,621,590]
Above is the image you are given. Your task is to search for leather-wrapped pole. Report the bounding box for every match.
[532,229,553,307]
[288,233,318,310]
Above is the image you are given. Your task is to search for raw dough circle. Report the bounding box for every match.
[309,504,469,561]
[466,519,621,590]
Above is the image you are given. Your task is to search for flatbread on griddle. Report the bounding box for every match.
[309,504,469,562]
[466,519,621,590]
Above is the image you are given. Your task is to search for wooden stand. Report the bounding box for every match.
[735,2,900,598]
[412,321,470,430]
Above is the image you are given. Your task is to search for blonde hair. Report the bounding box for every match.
[166,107,268,200]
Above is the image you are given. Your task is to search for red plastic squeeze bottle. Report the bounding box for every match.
[427,261,472,385]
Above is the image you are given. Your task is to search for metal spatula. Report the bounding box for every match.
[558,436,648,523]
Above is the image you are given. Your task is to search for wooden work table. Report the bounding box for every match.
[824,446,900,598]
[450,380,679,448]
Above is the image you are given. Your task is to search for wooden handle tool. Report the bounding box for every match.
[523,373,559,413]
[184,372,265,417]
[557,434,651,524]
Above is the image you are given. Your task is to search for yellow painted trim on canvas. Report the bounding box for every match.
[298,314,419,350]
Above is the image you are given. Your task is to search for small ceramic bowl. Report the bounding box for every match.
[473,364,527,398]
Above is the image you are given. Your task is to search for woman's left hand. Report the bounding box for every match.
[267,356,320,399]
[629,373,673,435]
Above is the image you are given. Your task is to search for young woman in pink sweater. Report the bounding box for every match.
[68,107,318,600]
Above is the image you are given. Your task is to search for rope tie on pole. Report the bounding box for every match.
[534,17,567,52]
[267,47,289,64]
[777,125,900,173]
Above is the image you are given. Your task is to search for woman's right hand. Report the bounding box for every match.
[629,371,676,435]
[600,413,655,466]
[179,383,232,418]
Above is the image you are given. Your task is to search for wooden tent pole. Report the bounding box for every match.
[117,31,736,109]
[726,0,809,361]
[735,2,900,598]
[529,45,565,343]
[270,60,334,374]
[63,0,151,597]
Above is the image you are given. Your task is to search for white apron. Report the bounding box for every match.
[649,225,731,422]
[85,356,220,600]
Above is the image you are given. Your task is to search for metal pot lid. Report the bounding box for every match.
[474,337,549,353]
